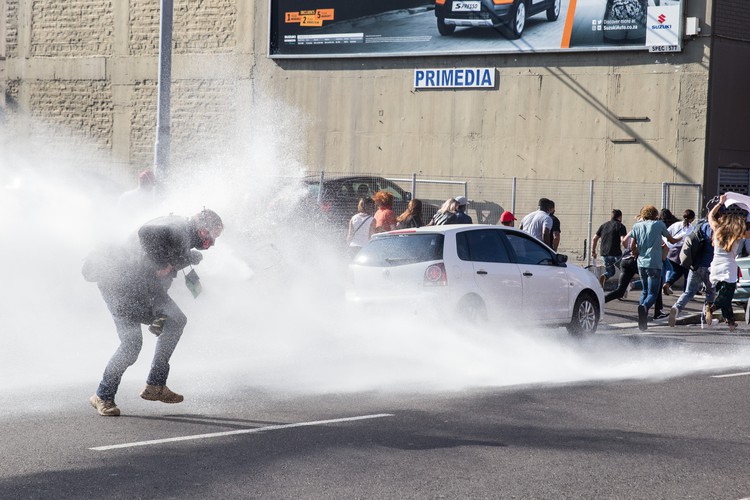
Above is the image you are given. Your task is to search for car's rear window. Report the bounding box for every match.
[354,234,444,267]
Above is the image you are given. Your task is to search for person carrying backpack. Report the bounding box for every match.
[667,202,718,327]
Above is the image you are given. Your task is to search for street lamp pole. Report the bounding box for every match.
[153,0,173,185]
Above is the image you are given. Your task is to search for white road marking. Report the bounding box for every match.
[608,322,638,329]
[90,413,394,451]
[710,371,750,379]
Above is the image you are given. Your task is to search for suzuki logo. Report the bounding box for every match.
[657,13,666,23]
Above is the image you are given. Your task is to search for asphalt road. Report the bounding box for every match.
[3,286,750,500]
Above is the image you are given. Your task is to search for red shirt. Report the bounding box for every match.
[374,207,396,232]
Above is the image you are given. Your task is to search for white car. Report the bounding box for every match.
[347,224,604,335]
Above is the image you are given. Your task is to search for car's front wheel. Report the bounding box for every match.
[437,16,456,36]
[503,0,526,39]
[547,0,561,21]
[566,292,599,336]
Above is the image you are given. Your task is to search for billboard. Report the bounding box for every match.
[269,0,684,59]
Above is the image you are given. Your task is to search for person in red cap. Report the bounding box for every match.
[118,169,159,224]
[499,210,516,227]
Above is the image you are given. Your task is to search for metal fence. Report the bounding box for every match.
[312,171,702,266]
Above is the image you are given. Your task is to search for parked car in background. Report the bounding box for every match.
[300,175,439,235]
[347,224,603,335]
[434,0,561,39]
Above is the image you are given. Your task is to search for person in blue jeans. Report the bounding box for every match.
[668,216,716,327]
[84,209,224,416]
[592,209,627,289]
[630,205,681,331]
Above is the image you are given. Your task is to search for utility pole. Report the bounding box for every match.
[153,0,173,185]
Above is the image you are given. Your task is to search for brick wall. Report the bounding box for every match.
[28,80,113,147]
[129,0,237,56]
[6,0,19,57]
[31,0,113,56]
[129,78,237,168]
[130,81,157,168]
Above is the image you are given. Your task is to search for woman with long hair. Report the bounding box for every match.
[372,190,397,233]
[706,194,749,331]
[396,199,424,229]
[427,198,457,226]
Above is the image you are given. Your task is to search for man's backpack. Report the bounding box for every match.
[679,222,707,271]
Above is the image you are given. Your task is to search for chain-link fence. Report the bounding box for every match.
[311,170,702,265]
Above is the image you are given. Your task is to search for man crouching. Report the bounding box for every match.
[84,209,223,416]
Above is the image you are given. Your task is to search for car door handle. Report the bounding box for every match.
[476,270,488,275]
[523,272,533,277]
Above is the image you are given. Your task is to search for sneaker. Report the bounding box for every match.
[89,395,120,416]
[637,305,648,331]
[653,311,668,320]
[668,307,678,327]
[728,321,738,333]
[705,303,713,327]
[140,384,184,404]
[662,283,672,296]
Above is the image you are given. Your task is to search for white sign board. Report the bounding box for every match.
[646,5,682,53]
[414,68,496,90]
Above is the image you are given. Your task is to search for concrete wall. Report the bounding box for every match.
[2,0,712,188]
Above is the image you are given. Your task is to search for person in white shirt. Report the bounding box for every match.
[663,209,696,295]
[346,197,376,258]
[519,198,554,247]
[705,194,750,332]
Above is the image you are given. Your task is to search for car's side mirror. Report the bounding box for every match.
[556,253,568,265]
[405,192,412,202]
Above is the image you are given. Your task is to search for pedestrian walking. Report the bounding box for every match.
[519,198,555,248]
[705,194,750,332]
[663,209,696,295]
[630,205,681,331]
[591,209,628,288]
[668,206,716,327]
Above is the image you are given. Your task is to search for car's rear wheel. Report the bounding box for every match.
[503,0,526,39]
[566,292,599,336]
[437,16,456,36]
[458,294,488,324]
[546,0,561,21]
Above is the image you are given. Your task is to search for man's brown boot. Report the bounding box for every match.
[140,384,184,403]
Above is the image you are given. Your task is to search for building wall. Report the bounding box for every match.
[2,0,712,189]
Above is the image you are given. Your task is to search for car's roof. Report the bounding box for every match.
[375,224,526,236]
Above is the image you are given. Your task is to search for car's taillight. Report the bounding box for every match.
[739,267,743,279]
[424,263,447,286]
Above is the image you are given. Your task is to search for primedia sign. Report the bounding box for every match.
[414,68,496,89]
